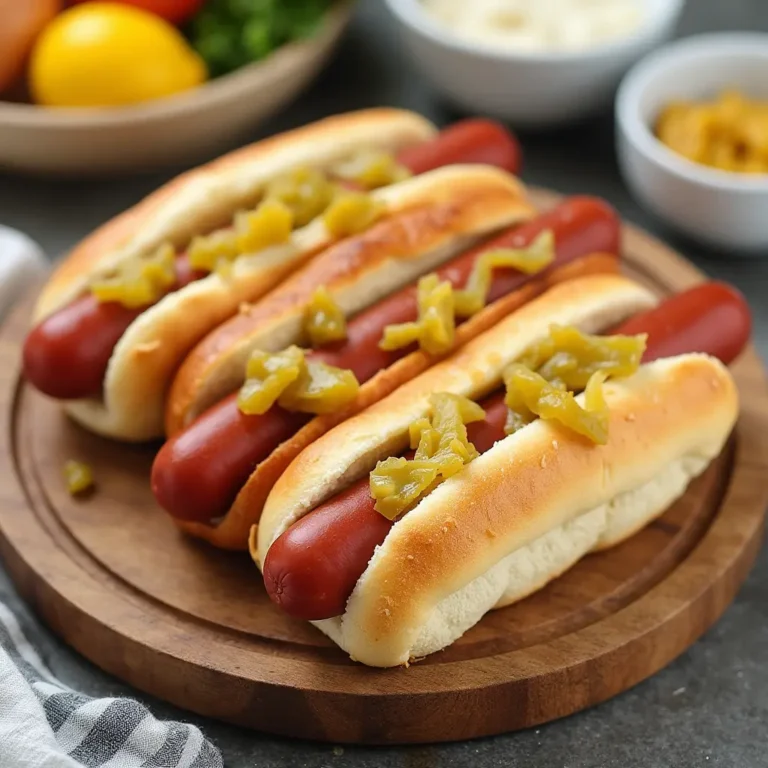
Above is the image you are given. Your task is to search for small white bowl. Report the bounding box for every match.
[384,0,684,127]
[0,3,351,176]
[616,33,768,255]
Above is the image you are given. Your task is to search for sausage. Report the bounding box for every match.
[22,255,201,400]
[611,282,752,365]
[262,282,752,620]
[151,197,620,524]
[396,118,522,176]
[311,196,620,382]
[22,121,522,402]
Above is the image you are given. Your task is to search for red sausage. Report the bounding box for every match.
[22,255,201,400]
[397,119,522,176]
[612,282,752,365]
[262,283,752,620]
[23,121,521,402]
[151,405,310,528]
[311,196,619,381]
[151,197,620,524]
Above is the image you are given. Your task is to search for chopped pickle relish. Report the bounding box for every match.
[518,324,647,390]
[304,286,347,347]
[370,393,485,520]
[189,199,294,274]
[140,158,397,286]
[503,325,647,443]
[367,326,647,523]
[90,244,176,308]
[380,273,456,355]
[64,460,94,496]
[323,191,384,238]
[503,364,610,444]
[454,230,556,317]
[237,345,359,416]
[266,166,335,227]
[234,200,294,254]
[332,151,412,190]
[379,231,556,356]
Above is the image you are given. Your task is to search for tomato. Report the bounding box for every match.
[30,3,207,108]
[0,0,60,93]
[67,0,204,25]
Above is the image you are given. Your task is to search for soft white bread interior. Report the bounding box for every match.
[35,109,436,323]
[166,165,534,432]
[63,165,531,441]
[257,275,738,667]
[258,273,658,551]
[313,354,738,666]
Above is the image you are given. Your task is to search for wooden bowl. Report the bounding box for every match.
[0,3,352,176]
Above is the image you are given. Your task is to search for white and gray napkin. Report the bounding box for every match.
[0,226,224,768]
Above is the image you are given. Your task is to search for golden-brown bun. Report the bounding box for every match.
[166,165,535,434]
[62,164,526,442]
[178,252,619,549]
[35,109,436,323]
[313,354,737,667]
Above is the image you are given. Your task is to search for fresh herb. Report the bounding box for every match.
[186,0,338,78]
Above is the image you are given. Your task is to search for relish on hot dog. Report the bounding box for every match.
[151,195,623,549]
[22,110,522,442]
[255,275,749,667]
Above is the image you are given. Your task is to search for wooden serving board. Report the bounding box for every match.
[1,191,767,745]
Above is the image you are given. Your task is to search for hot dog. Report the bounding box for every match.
[151,198,622,548]
[261,281,751,620]
[22,111,522,441]
[23,257,204,400]
[255,275,745,666]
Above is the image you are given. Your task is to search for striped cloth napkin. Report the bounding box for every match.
[0,601,223,768]
[0,227,223,767]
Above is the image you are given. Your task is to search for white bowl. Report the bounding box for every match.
[616,33,768,254]
[383,0,684,127]
[0,3,351,176]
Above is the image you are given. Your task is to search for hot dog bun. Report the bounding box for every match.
[35,109,436,323]
[256,275,738,667]
[62,164,530,442]
[314,354,737,667]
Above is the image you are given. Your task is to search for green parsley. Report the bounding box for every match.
[186,0,339,78]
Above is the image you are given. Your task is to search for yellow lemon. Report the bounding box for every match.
[30,2,207,108]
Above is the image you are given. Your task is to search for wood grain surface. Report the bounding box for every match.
[0,190,766,745]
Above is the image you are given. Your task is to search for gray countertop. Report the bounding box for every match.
[1,1,767,766]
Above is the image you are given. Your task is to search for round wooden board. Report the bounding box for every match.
[1,190,767,746]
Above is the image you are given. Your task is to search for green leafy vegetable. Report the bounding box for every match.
[186,0,338,78]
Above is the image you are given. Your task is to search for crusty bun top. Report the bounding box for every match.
[34,109,437,323]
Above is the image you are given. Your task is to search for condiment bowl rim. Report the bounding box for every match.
[384,0,685,63]
[616,32,768,193]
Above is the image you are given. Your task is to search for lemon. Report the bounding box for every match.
[30,2,207,108]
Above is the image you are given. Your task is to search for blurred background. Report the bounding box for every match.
[1,3,766,328]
